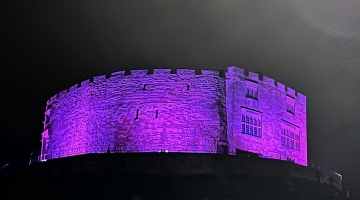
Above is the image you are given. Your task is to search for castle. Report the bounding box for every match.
[40,66,307,166]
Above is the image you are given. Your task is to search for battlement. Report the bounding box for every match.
[46,68,225,105]
[226,66,306,102]
[46,66,306,105]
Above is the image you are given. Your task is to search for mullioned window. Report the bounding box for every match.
[241,108,262,138]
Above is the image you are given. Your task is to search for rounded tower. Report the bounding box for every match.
[40,69,227,160]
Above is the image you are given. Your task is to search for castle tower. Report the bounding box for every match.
[40,69,227,160]
[40,66,307,166]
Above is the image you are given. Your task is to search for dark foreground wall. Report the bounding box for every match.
[1,153,350,200]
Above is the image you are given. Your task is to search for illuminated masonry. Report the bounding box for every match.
[40,66,307,166]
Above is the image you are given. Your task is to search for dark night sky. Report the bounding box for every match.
[1,0,360,192]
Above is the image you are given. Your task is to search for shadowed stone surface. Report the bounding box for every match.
[0,154,348,200]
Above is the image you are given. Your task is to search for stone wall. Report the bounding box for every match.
[226,66,307,166]
[41,66,307,166]
[43,69,227,159]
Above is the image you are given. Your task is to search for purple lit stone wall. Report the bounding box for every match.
[226,66,307,166]
[40,66,307,166]
[41,69,227,159]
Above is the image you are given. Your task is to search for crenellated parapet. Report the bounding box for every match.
[46,68,225,105]
[226,66,306,104]
[226,66,307,166]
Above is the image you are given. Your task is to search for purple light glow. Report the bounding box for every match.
[40,67,307,166]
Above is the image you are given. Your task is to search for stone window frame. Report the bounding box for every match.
[286,157,295,163]
[286,95,295,114]
[241,107,262,138]
[245,79,259,100]
[280,122,300,151]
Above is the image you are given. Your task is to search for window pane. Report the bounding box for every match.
[250,126,253,135]
[246,125,249,133]
[242,115,245,122]
[242,124,245,133]
[246,116,249,123]
[254,127,257,136]
[250,117,253,124]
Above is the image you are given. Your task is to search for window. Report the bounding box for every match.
[286,96,295,114]
[135,109,139,120]
[287,157,295,163]
[241,112,262,138]
[280,126,300,151]
[245,80,259,100]
[246,87,258,99]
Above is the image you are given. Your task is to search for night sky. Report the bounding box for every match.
[1,0,360,194]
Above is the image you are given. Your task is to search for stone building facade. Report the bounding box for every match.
[40,66,307,166]
[226,67,307,166]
